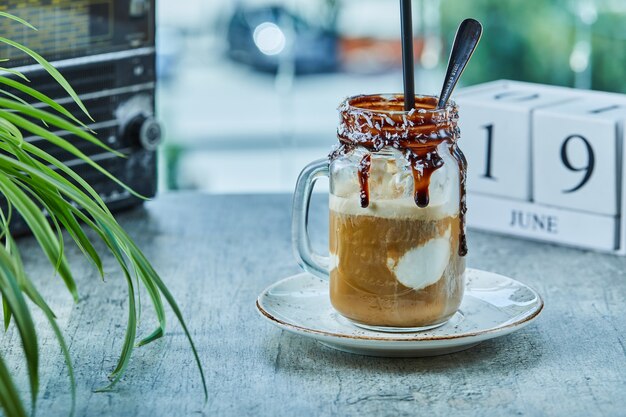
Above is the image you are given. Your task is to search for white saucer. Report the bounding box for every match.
[256,268,543,357]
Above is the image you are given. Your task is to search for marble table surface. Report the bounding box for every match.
[3,193,625,417]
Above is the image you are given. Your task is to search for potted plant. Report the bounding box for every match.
[0,12,205,417]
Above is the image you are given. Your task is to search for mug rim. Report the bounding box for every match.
[340,93,457,116]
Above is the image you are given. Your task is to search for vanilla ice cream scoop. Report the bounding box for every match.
[390,227,451,290]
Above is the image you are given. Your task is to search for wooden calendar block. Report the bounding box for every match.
[467,193,619,252]
[456,82,574,200]
[532,98,626,215]
[457,80,626,255]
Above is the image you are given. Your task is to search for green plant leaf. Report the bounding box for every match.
[0,147,202,395]
[0,209,13,331]
[0,121,113,215]
[0,354,28,417]
[0,174,78,301]
[0,154,208,400]
[24,291,76,417]
[37,189,104,277]
[1,296,10,331]
[0,109,146,202]
[0,11,37,30]
[0,100,122,156]
[0,76,86,127]
[0,67,30,82]
[0,246,39,411]
[3,231,76,416]
[0,37,91,119]
[0,88,32,108]
[92,222,138,390]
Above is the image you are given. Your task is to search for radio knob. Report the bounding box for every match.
[126,115,162,151]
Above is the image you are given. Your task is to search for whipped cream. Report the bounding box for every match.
[330,147,459,219]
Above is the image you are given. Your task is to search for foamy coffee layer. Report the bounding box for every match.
[330,194,458,220]
[329,209,464,327]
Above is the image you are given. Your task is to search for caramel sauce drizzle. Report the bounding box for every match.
[405,148,444,208]
[357,153,372,208]
[452,144,468,256]
[332,94,467,257]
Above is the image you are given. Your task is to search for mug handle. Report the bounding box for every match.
[292,158,330,280]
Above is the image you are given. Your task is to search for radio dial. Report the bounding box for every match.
[116,94,161,151]
[126,115,162,151]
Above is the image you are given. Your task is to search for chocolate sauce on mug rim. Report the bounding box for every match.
[331,94,467,257]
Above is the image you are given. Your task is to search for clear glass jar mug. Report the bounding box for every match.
[293,94,467,332]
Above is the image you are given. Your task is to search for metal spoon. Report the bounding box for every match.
[437,18,483,109]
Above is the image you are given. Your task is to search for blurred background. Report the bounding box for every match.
[156,0,626,193]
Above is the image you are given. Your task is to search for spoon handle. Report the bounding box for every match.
[437,18,483,109]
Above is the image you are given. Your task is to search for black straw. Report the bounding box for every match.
[400,0,415,111]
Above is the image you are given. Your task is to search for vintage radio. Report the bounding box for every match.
[0,0,160,233]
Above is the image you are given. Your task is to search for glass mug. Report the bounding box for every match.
[292,94,467,332]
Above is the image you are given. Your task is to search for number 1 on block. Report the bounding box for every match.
[481,123,496,180]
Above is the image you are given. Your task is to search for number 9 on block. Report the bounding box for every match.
[532,99,626,215]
